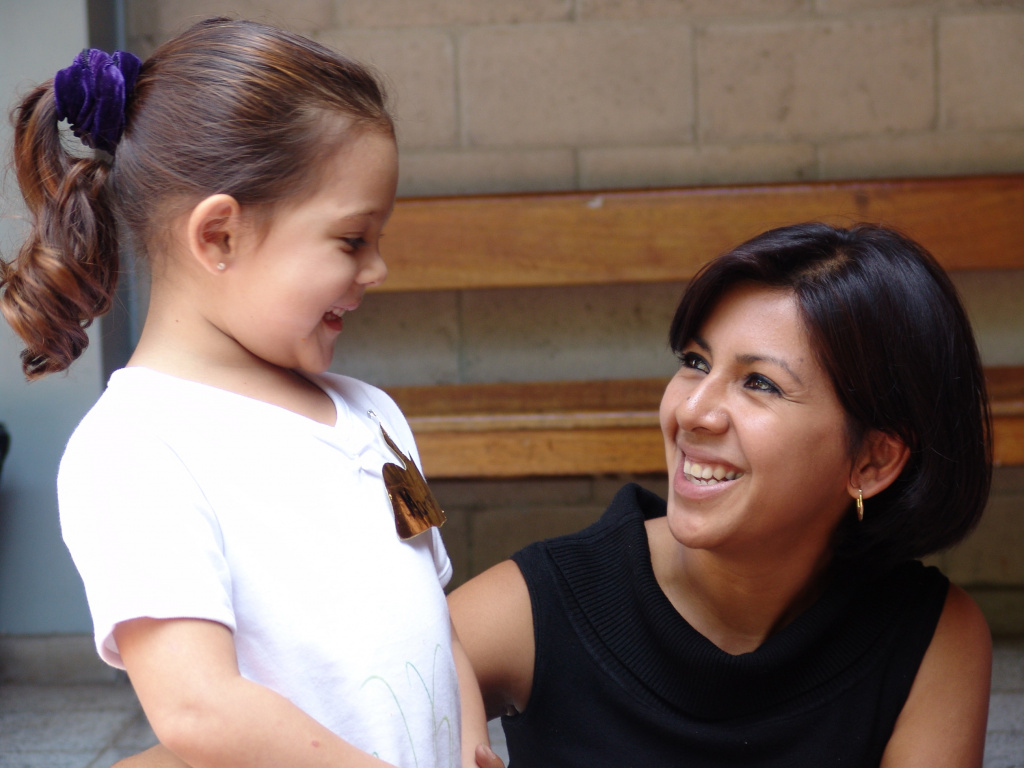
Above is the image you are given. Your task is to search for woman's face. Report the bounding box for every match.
[660,282,855,563]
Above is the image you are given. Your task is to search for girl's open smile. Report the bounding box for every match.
[212,129,397,376]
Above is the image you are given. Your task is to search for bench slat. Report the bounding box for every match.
[378,175,1024,476]
[988,367,1024,417]
[989,367,1024,466]
[389,378,667,417]
[379,174,1024,292]
[993,419,1024,466]
[410,427,666,478]
[387,366,1024,476]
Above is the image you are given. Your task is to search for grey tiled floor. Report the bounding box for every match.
[0,680,156,768]
[1,639,1021,767]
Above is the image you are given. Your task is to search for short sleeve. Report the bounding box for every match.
[430,527,454,588]
[58,423,235,668]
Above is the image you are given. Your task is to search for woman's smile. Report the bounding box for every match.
[671,450,745,505]
[681,456,744,485]
[660,282,854,556]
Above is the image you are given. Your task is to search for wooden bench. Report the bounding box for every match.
[375,174,1024,478]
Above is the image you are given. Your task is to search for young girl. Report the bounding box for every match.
[2,18,500,768]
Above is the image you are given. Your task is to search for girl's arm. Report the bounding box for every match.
[451,620,504,768]
[880,584,992,768]
[114,617,398,768]
[447,560,535,721]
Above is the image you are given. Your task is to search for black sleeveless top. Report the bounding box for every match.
[504,483,948,768]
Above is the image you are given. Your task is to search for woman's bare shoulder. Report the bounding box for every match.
[881,583,992,768]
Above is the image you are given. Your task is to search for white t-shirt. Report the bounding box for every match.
[58,367,460,768]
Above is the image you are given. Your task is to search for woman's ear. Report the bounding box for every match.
[849,429,911,503]
[186,194,243,275]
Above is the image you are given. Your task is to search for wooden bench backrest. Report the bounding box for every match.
[374,173,1024,475]
[379,174,1024,292]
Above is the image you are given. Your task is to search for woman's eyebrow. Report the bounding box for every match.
[692,334,711,353]
[737,353,803,386]
[692,335,803,386]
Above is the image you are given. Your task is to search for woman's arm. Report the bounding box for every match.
[114,617,397,768]
[880,584,992,768]
[447,560,535,721]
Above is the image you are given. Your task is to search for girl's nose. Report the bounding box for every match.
[359,249,388,287]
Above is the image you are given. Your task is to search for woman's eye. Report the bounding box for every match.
[746,374,781,395]
[679,351,710,374]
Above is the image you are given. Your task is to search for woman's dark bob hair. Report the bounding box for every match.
[670,222,991,576]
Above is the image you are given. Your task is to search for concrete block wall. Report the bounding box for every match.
[125,1,1024,193]
[125,1,1024,627]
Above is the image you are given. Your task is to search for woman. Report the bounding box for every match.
[449,223,993,767]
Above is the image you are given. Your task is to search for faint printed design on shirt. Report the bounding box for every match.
[361,643,458,768]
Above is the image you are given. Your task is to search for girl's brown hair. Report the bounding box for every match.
[2,18,393,378]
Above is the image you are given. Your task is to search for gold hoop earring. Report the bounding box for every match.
[856,489,864,522]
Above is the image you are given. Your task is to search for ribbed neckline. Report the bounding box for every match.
[545,483,945,720]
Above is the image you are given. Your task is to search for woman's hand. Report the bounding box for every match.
[474,743,506,768]
[112,744,190,768]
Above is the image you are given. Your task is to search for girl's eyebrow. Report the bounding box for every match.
[333,208,381,221]
[692,334,804,386]
[332,204,395,227]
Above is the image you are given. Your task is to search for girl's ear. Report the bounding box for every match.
[186,194,243,275]
[848,429,911,504]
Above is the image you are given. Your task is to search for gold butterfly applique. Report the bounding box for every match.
[374,416,446,540]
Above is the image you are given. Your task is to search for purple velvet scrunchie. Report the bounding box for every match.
[53,48,142,154]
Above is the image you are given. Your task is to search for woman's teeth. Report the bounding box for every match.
[683,458,742,486]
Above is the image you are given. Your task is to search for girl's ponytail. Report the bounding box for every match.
[1,50,139,379]
[4,24,393,379]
